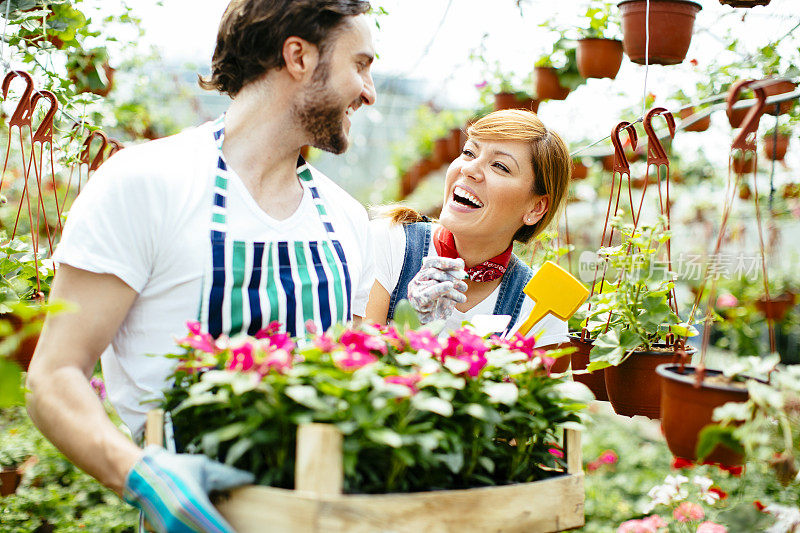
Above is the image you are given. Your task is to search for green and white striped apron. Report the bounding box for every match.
[199,117,353,338]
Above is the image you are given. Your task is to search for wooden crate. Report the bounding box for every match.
[146,410,584,533]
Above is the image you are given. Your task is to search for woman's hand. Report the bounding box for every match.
[124,446,254,533]
[407,256,468,324]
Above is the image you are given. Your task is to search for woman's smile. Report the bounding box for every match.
[449,184,485,212]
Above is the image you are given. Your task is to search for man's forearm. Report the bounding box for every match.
[26,364,142,495]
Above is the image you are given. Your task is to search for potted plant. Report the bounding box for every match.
[534,38,585,101]
[732,151,755,175]
[576,1,624,80]
[617,0,703,65]
[0,442,33,497]
[155,310,590,530]
[572,158,589,180]
[763,125,792,161]
[472,54,534,111]
[583,216,698,419]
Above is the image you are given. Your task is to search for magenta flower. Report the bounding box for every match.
[314,332,337,353]
[405,329,441,354]
[457,352,488,378]
[673,502,705,523]
[304,320,318,335]
[177,321,218,354]
[378,325,406,351]
[475,80,488,89]
[340,330,387,356]
[186,320,202,335]
[254,321,282,339]
[255,348,293,376]
[697,522,727,533]
[335,350,378,371]
[441,328,488,361]
[90,377,106,400]
[384,374,422,394]
[599,449,619,464]
[506,332,537,359]
[264,332,295,353]
[226,342,255,372]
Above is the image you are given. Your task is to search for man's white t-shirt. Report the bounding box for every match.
[53,121,374,438]
[371,218,568,344]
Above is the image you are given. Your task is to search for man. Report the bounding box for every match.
[26,1,376,531]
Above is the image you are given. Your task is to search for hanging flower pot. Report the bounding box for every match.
[617,0,702,65]
[678,107,711,132]
[738,183,752,200]
[518,97,541,113]
[572,159,589,180]
[762,80,797,116]
[432,137,451,168]
[732,152,755,175]
[763,133,789,161]
[755,292,796,321]
[3,313,40,372]
[604,345,695,419]
[569,335,608,401]
[657,364,749,465]
[577,39,624,79]
[493,92,521,111]
[719,0,771,8]
[448,128,463,160]
[534,67,570,101]
[601,154,615,171]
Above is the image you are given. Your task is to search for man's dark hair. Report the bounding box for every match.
[199,0,371,97]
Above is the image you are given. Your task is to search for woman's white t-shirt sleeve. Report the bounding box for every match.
[52,152,163,293]
[351,209,375,317]
[370,218,406,294]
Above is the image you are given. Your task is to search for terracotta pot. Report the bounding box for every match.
[726,102,751,128]
[732,153,755,175]
[534,67,570,101]
[494,92,521,111]
[678,107,710,132]
[763,133,789,161]
[448,128,463,160]
[738,183,752,200]
[604,345,694,419]
[782,183,800,199]
[577,39,624,79]
[657,364,749,465]
[3,313,40,372]
[763,80,797,116]
[618,0,702,65]
[572,160,589,180]
[0,467,22,497]
[518,97,540,113]
[630,176,647,189]
[719,0,770,6]
[755,292,796,321]
[568,335,608,401]
[433,137,451,168]
[540,342,572,374]
[602,154,615,172]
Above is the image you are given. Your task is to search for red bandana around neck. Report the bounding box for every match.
[433,226,513,283]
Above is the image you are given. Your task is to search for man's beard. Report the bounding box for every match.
[295,61,350,155]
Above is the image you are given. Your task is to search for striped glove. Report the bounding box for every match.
[123,446,254,533]
[407,256,468,324]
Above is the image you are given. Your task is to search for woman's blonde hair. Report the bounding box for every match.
[468,109,571,243]
[379,109,571,244]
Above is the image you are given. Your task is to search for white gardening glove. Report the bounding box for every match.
[407,256,468,324]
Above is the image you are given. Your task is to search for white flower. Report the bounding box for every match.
[646,483,679,509]
[765,504,800,533]
[664,474,689,488]
[692,475,713,492]
[700,491,721,505]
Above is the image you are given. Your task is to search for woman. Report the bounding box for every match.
[366,109,571,343]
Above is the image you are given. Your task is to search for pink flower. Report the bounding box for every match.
[340,330,388,356]
[617,515,666,533]
[505,332,537,359]
[405,329,441,354]
[673,502,705,523]
[475,80,488,89]
[587,460,601,472]
[186,321,202,335]
[335,350,378,371]
[697,522,727,533]
[254,321,282,339]
[457,352,488,378]
[227,342,255,372]
[384,374,422,394]
[304,320,318,335]
[265,332,295,353]
[441,328,488,360]
[90,377,106,400]
[715,294,738,309]
[379,325,406,351]
[256,348,293,375]
[177,322,219,354]
[599,449,619,464]
[548,447,564,459]
[314,332,337,353]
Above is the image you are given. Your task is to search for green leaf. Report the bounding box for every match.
[696,424,744,461]
[366,428,403,448]
[411,394,453,417]
[225,437,254,466]
[0,358,24,407]
[392,300,421,332]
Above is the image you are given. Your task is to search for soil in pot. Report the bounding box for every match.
[604,345,695,419]
[755,292,796,321]
[618,0,702,65]
[764,134,789,161]
[534,67,570,101]
[569,335,608,401]
[577,39,624,79]
[657,364,749,465]
[678,107,710,132]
